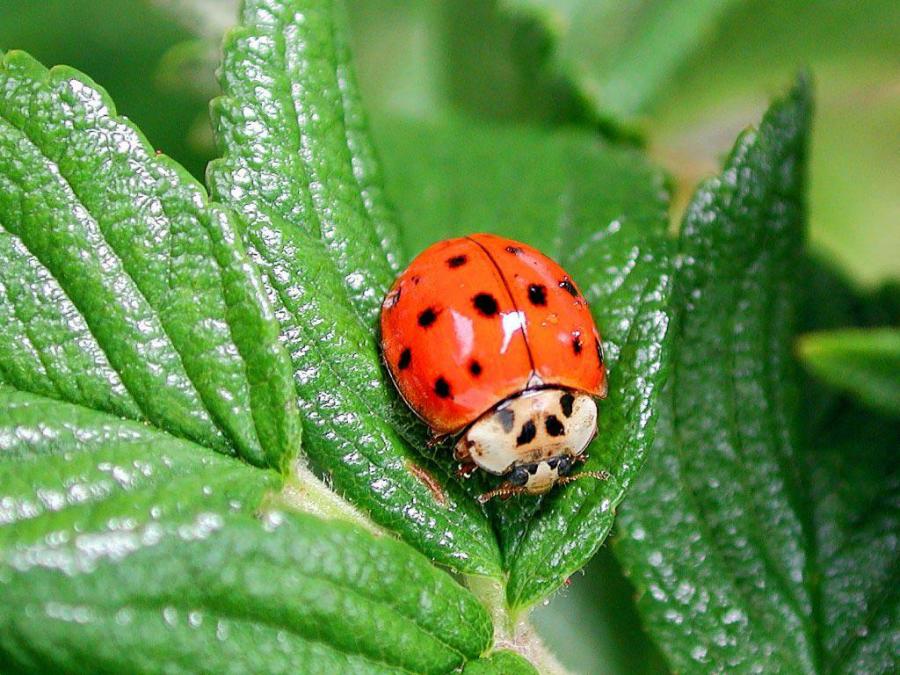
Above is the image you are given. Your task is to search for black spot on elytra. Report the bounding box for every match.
[447,254,468,268]
[398,348,411,370]
[527,283,547,306]
[497,408,515,433]
[434,377,451,398]
[559,276,579,298]
[545,415,565,437]
[469,360,482,377]
[505,245,522,255]
[596,337,605,366]
[411,275,421,285]
[560,393,575,417]
[473,293,499,317]
[418,307,438,327]
[516,420,537,446]
[572,332,583,355]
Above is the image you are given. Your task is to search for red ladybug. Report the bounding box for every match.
[380,234,609,501]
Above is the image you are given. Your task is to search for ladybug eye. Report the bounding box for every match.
[508,466,530,486]
[557,456,574,476]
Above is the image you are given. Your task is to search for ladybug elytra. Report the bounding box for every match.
[380,234,609,501]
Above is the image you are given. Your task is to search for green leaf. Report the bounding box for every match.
[614,77,898,672]
[802,403,899,674]
[501,0,742,123]
[345,1,599,136]
[0,0,214,179]
[207,0,501,575]
[208,0,401,325]
[795,262,900,431]
[0,40,501,671]
[0,388,278,542]
[614,76,817,672]
[797,328,900,416]
[0,391,492,673]
[0,49,300,470]
[228,210,501,573]
[614,76,807,670]
[531,549,669,675]
[462,650,539,674]
[373,114,674,608]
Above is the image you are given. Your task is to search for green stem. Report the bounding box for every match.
[274,465,568,672]
[466,575,572,675]
[272,459,384,536]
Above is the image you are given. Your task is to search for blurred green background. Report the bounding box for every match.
[2,1,894,286]
[1,1,896,672]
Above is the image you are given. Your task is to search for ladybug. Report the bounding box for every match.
[380,234,609,501]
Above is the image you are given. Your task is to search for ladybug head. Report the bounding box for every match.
[455,387,606,501]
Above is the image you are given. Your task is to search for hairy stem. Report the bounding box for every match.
[271,460,384,536]
[466,575,572,675]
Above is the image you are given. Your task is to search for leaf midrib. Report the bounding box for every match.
[35,518,471,668]
[724,257,812,622]
[665,385,798,663]
[247,237,496,566]
[508,272,655,603]
[267,13,383,328]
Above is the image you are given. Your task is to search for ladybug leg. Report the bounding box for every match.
[425,433,444,450]
[453,439,472,462]
[574,453,589,465]
[455,461,478,480]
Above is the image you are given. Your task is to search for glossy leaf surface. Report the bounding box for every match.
[0,49,299,470]
[207,0,501,576]
[615,78,898,673]
[0,390,491,674]
[208,0,400,325]
[0,41,497,673]
[615,77,816,672]
[374,115,674,607]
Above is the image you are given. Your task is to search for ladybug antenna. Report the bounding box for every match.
[556,470,611,486]
[476,484,528,504]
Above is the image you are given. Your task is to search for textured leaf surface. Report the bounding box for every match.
[208,0,400,325]
[374,115,674,607]
[0,390,492,674]
[798,328,900,416]
[615,78,898,673]
[207,0,500,575]
[0,44,496,673]
[0,49,299,469]
[615,77,816,673]
[800,405,900,674]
